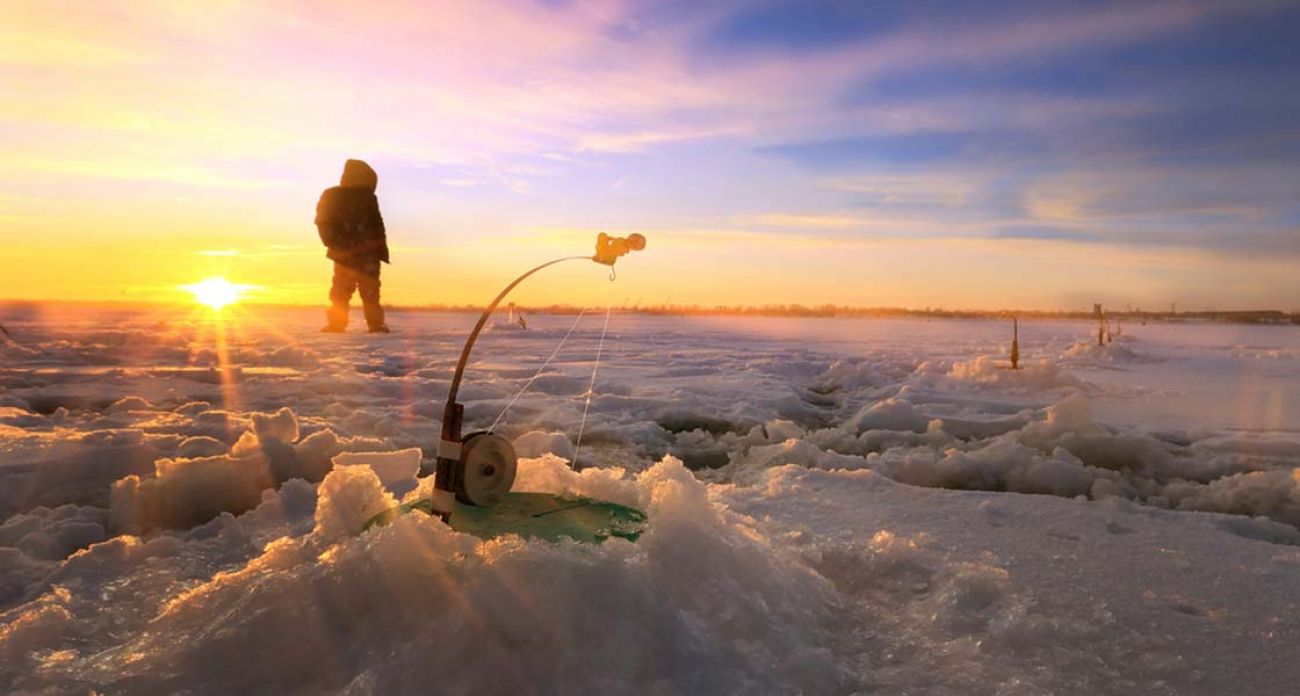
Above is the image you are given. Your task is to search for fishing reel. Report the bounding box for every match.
[430,232,646,522]
[448,431,517,506]
[432,426,517,515]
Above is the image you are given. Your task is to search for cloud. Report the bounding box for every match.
[3,0,1298,307]
[577,124,751,154]
[4,0,1290,176]
[756,133,982,168]
[701,1,906,54]
[820,174,976,208]
[1021,165,1300,223]
[985,226,1099,243]
[743,213,867,229]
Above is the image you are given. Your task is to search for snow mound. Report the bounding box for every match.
[313,465,397,542]
[331,448,421,496]
[355,355,424,377]
[1062,340,1162,364]
[1165,469,1300,527]
[945,355,1085,391]
[1014,396,1175,477]
[263,344,321,368]
[874,441,1101,498]
[173,401,212,416]
[528,372,587,396]
[850,398,934,434]
[815,359,889,390]
[725,438,868,484]
[0,587,75,664]
[109,413,397,533]
[176,435,227,458]
[61,458,856,694]
[106,396,155,414]
[713,395,1196,509]
[511,453,640,507]
[293,429,390,482]
[0,504,108,562]
[110,451,273,534]
[483,320,528,333]
[250,407,299,444]
[512,430,576,461]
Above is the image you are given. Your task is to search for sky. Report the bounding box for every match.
[2,0,1298,311]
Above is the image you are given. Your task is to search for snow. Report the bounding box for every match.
[312,465,397,542]
[850,397,935,433]
[1,303,1298,693]
[512,429,578,460]
[331,448,421,496]
[110,449,275,534]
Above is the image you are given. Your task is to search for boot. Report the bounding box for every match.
[323,303,349,333]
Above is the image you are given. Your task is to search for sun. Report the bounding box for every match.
[182,277,250,310]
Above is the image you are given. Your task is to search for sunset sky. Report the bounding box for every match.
[2,0,1298,310]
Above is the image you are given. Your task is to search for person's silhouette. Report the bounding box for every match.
[316,159,390,333]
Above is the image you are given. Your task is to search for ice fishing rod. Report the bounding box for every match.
[430,232,646,522]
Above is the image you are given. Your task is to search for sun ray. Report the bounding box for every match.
[177,277,258,412]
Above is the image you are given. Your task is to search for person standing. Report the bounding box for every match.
[316,159,390,333]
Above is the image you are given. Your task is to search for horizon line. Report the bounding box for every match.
[2,298,1296,323]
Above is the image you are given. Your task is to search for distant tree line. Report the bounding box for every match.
[13,298,1291,325]
[379,303,1300,325]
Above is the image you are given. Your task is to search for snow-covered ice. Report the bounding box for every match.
[1,303,1298,694]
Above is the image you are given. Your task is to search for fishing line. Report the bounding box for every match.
[427,234,644,522]
[488,308,588,433]
[571,304,612,469]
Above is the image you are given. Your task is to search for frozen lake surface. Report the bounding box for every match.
[1,303,1298,694]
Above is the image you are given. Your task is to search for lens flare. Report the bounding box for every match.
[182,277,250,310]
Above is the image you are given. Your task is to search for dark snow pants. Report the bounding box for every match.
[327,258,384,330]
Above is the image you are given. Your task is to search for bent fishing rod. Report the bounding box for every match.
[430,232,646,522]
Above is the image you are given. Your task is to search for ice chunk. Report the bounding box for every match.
[312,465,397,542]
[0,587,73,664]
[107,396,155,414]
[1165,469,1300,527]
[850,398,932,434]
[251,407,299,443]
[176,435,227,458]
[263,345,321,368]
[512,430,576,461]
[110,452,273,533]
[511,453,640,507]
[945,355,1084,391]
[816,359,888,390]
[331,448,421,496]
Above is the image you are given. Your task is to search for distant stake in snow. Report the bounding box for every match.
[1010,317,1020,370]
[182,277,247,310]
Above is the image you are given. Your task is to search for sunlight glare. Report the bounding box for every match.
[182,277,249,310]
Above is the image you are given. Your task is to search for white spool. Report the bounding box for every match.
[456,432,517,507]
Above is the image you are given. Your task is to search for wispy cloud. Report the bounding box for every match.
[2,0,1297,307]
[821,174,977,208]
